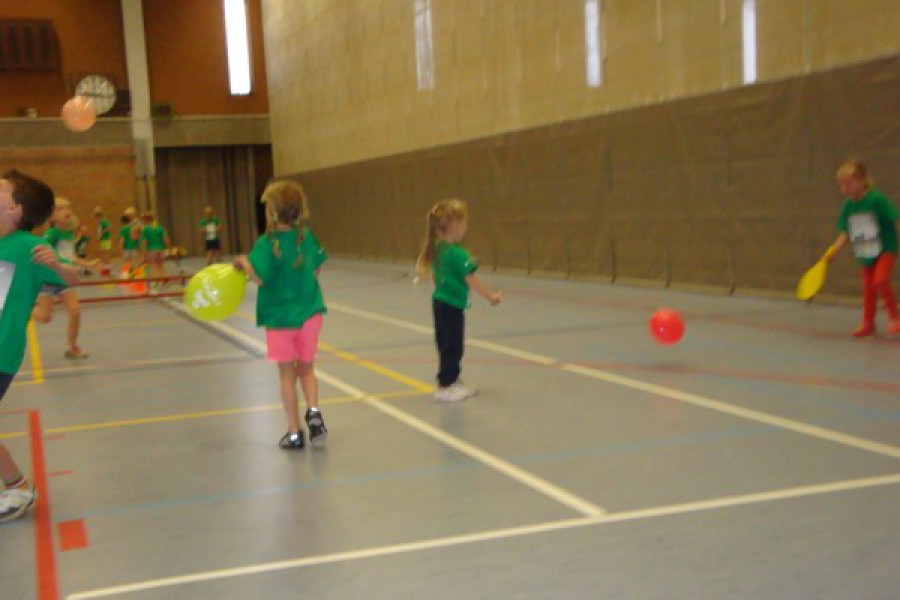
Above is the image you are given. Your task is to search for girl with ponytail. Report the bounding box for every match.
[417,198,503,403]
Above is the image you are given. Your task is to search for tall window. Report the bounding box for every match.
[585,0,603,88]
[224,0,252,95]
[742,0,757,84]
[414,0,435,90]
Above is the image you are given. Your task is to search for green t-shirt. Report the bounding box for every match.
[0,231,68,375]
[837,188,900,266]
[432,240,477,309]
[200,217,221,241]
[96,218,111,241]
[120,223,140,250]
[44,226,76,261]
[141,224,167,250]
[248,227,327,328]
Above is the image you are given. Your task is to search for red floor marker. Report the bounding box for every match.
[30,410,59,600]
[58,520,89,551]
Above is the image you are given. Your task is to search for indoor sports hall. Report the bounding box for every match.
[2,1,900,599]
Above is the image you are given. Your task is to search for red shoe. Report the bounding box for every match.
[888,320,900,336]
[852,323,876,338]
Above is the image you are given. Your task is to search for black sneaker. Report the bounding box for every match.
[305,409,328,446]
[279,431,304,450]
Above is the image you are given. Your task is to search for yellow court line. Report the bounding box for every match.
[27,319,44,383]
[319,341,433,393]
[355,360,433,393]
[231,315,436,394]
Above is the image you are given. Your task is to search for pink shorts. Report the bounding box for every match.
[265,314,323,363]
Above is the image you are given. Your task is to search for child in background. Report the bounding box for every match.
[140,211,170,284]
[0,170,79,523]
[92,206,112,272]
[416,199,503,403]
[34,198,95,359]
[199,206,222,265]
[119,207,141,275]
[234,180,328,450]
[74,223,90,272]
[824,159,900,337]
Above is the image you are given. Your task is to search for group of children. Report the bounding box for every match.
[1,159,898,523]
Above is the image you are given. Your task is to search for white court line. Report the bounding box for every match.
[16,353,248,379]
[67,472,900,599]
[330,301,557,365]
[168,302,606,518]
[328,303,900,462]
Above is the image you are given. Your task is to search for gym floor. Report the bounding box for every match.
[2,258,899,599]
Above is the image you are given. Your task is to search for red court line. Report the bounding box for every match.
[58,519,89,551]
[30,410,59,600]
[49,470,73,478]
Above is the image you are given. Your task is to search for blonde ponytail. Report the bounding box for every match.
[415,198,468,275]
[262,179,311,267]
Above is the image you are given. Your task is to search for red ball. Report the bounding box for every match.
[649,308,684,345]
[61,96,97,132]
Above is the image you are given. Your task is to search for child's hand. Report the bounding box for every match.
[488,290,503,306]
[31,245,60,268]
[233,256,247,271]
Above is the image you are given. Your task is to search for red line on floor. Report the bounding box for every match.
[30,410,59,600]
[49,470,73,478]
[57,519,89,551]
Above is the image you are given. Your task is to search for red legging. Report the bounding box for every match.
[861,252,898,325]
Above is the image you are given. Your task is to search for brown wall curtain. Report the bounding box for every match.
[154,146,269,257]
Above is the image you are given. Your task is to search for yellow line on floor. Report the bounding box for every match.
[231,313,435,394]
[27,319,44,383]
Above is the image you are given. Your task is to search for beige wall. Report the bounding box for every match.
[262,0,900,174]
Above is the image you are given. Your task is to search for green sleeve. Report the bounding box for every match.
[876,192,900,222]
[837,202,850,233]
[248,236,276,283]
[44,227,59,248]
[455,246,478,277]
[305,229,327,270]
[35,241,68,286]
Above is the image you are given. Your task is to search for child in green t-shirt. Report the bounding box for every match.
[140,212,171,285]
[199,206,222,265]
[416,199,503,403]
[823,160,900,337]
[234,180,328,450]
[33,198,95,359]
[119,207,142,274]
[0,169,79,523]
[92,206,112,271]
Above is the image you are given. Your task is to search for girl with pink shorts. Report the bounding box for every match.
[234,180,329,450]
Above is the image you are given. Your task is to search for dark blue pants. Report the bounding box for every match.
[433,300,464,387]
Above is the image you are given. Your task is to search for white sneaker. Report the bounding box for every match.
[434,382,478,403]
[0,481,37,523]
[434,384,469,403]
[453,382,478,399]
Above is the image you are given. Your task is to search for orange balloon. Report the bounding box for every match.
[61,96,97,132]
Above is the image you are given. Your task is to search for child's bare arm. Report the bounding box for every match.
[465,273,503,305]
[233,255,262,285]
[824,232,849,261]
[31,246,80,286]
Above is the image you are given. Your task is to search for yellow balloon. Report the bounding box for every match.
[184,264,246,321]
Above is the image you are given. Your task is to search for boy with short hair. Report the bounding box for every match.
[0,170,79,522]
